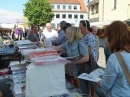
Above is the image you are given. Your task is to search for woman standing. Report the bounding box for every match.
[97,21,130,97]
[79,20,105,97]
[39,27,89,90]
[79,20,97,61]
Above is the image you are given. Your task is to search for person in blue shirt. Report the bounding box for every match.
[79,20,97,61]
[53,21,67,46]
[96,21,130,97]
[39,27,89,90]
[79,20,105,97]
[104,43,112,63]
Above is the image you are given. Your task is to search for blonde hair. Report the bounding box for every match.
[66,27,83,43]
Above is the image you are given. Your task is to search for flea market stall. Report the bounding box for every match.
[0,23,24,34]
[0,40,83,97]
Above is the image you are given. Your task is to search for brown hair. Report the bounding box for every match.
[104,21,130,52]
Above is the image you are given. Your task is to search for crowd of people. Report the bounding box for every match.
[39,20,130,97]
[0,20,130,97]
[25,20,129,97]
[20,20,130,97]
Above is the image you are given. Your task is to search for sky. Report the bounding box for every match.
[0,0,28,22]
[0,0,88,23]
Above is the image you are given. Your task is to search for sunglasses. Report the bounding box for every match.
[84,20,87,26]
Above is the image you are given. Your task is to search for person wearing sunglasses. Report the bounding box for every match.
[39,27,89,90]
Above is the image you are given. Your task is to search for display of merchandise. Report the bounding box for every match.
[31,55,66,65]
[28,50,58,60]
[9,61,27,97]
[0,68,10,76]
[17,43,37,49]
[0,44,82,97]
[0,75,9,80]
[0,45,15,54]
[21,48,46,55]
[14,40,37,49]
[9,61,26,66]
[14,40,31,46]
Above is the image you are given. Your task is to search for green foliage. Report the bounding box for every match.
[23,0,54,26]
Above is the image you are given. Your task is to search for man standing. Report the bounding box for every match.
[53,21,67,46]
[28,25,40,42]
[41,23,58,46]
[91,26,100,61]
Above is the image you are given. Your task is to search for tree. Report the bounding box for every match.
[21,16,29,27]
[23,0,54,26]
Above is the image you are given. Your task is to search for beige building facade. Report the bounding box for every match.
[88,0,130,22]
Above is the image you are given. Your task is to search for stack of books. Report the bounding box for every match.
[9,61,27,97]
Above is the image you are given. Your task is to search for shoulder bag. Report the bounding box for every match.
[78,42,100,74]
[115,52,130,85]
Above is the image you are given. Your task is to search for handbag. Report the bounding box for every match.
[115,52,130,85]
[78,42,100,74]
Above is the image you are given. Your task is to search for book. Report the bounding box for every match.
[64,56,79,60]
[78,68,104,82]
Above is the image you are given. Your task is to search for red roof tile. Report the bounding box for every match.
[49,0,80,4]
[49,0,87,12]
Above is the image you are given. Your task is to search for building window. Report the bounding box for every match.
[51,23,55,29]
[68,5,71,9]
[63,5,66,9]
[57,5,60,9]
[52,5,54,9]
[91,5,94,14]
[114,0,117,9]
[56,14,60,18]
[80,15,84,19]
[57,23,60,28]
[95,4,98,13]
[74,6,77,10]
[62,14,66,19]
[74,14,78,19]
[68,14,72,19]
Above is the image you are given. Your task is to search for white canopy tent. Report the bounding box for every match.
[0,23,25,35]
[0,23,24,29]
[90,20,113,28]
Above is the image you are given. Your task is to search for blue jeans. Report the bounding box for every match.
[79,79,89,95]
[79,79,106,97]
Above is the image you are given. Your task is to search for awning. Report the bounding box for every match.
[90,20,113,28]
[0,23,24,29]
